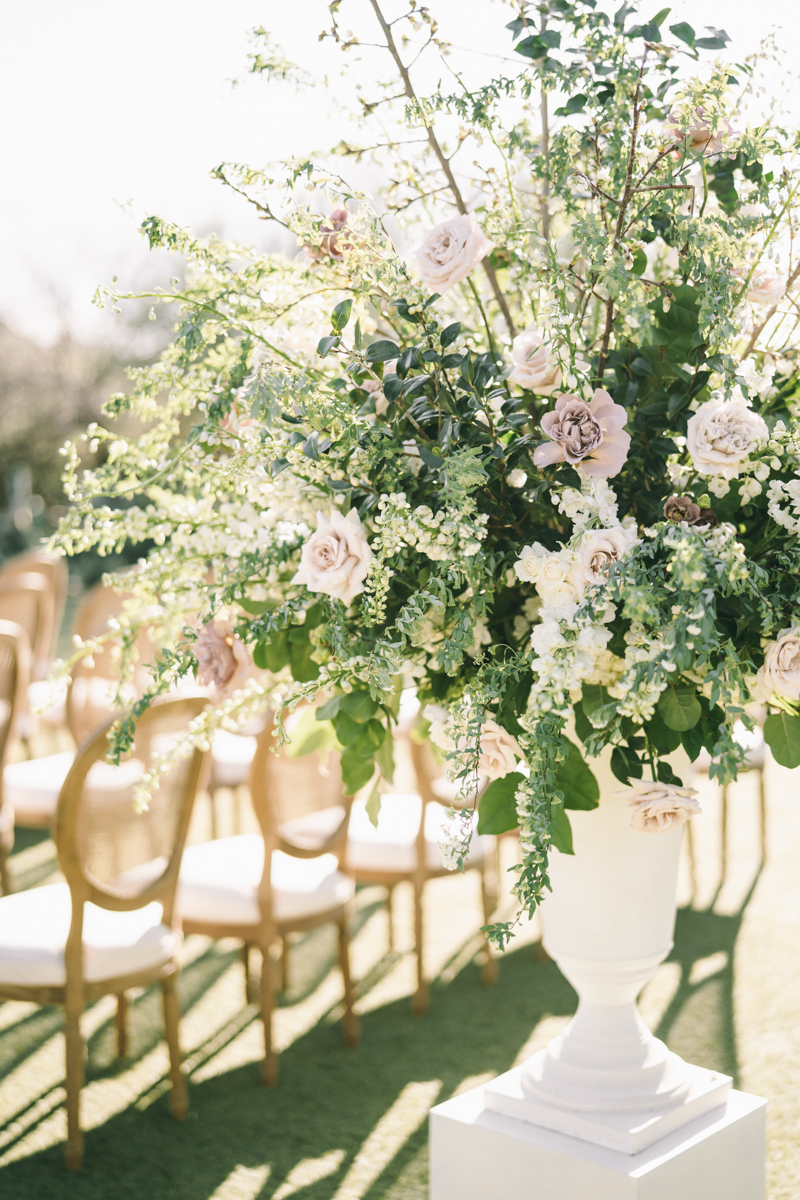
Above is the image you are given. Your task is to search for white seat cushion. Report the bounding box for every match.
[346,793,494,874]
[0,883,178,987]
[178,834,354,927]
[28,678,68,729]
[278,805,346,851]
[3,751,74,825]
[209,730,257,789]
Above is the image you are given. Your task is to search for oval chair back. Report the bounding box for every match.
[0,620,32,893]
[66,583,156,747]
[56,697,208,925]
[0,550,68,663]
[0,573,55,683]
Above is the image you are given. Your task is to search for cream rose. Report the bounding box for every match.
[569,525,637,592]
[195,611,252,694]
[514,542,549,583]
[665,106,733,155]
[686,397,768,479]
[755,629,800,702]
[536,556,581,609]
[747,273,786,308]
[293,508,373,605]
[478,720,521,781]
[509,328,563,395]
[415,214,494,294]
[617,778,702,833]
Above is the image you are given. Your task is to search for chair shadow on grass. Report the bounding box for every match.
[0,864,762,1200]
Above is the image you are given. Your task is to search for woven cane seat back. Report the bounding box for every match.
[250,713,348,856]
[0,551,68,660]
[67,584,156,747]
[0,574,54,682]
[0,622,30,779]
[57,697,207,908]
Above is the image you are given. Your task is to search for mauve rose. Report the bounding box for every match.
[307,207,350,262]
[415,214,494,294]
[664,494,701,523]
[569,525,636,591]
[195,613,252,694]
[509,328,562,394]
[747,272,786,308]
[755,629,800,702]
[617,778,702,833]
[293,508,373,605]
[686,397,768,479]
[478,720,521,781]
[533,389,631,478]
[665,106,733,155]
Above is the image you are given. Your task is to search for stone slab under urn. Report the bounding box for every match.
[429,741,767,1198]
[429,1087,767,1200]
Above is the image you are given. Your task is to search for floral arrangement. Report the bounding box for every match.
[52,1,800,947]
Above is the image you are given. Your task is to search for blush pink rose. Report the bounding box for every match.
[415,214,494,294]
[293,509,373,605]
[665,106,733,155]
[617,778,702,833]
[509,328,562,394]
[533,389,631,478]
[195,613,252,694]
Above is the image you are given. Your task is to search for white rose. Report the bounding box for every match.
[509,328,562,395]
[514,543,547,583]
[686,397,768,479]
[415,213,495,294]
[478,720,521,781]
[616,778,702,833]
[747,273,786,308]
[569,525,637,592]
[507,468,527,488]
[293,508,373,605]
[755,629,800,702]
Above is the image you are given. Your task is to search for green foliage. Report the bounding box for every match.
[764,713,800,770]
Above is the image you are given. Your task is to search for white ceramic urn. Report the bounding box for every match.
[484,740,731,1154]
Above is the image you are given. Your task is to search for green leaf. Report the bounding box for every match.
[317,335,340,357]
[239,597,274,615]
[440,322,461,348]
[680,724,704,762]
[548,805,574,855]
[332,711,362,747]
[611,745,643,784]
[632,248,648,276]
[350,718,386,758]
[478,771,524,834]
[340,748,376,795]
[284,709,337,759]
[558,738,600,811]
[669,20,695,46]
[316,694,343,721]
[288,627,320,682]
[365,780,382,828]
[365,339,401,363]
[658,685,702,731]
[764,712,800,769]
[338,690,380,720]
[353,317,362,350]
[652,7,671,25]
[573,699,594,745]
[656,759,683,785]
[645,709,681,755]
[582,683,615,729]
[375,732,395,785]
[330,299,352,332]
[254,628,290,673]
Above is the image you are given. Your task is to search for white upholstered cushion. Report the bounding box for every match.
[3,751,74,824]
[0,883,178,986]
[178,834,354,926]
[346,793,494,874]
[209,730,257,789]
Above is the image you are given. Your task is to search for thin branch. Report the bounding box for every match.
[367,0,516,338]
[742,259,800,357]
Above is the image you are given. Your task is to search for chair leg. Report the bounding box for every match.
[281,934,290,994]
[758,767,767,863]
[64,1000,84,1171]
[479,863,498,986]
[411,877,428,1016]
[721,783,729,882]
[0,807,14,896]
[259,944,278,1086]
[161,974,188,1120]
[115,992,128,1059]
[338,916,360,1047]
[209,789,218,841]
[0,844,12,897]
[242,942,257,1004]
[685,814,697,903]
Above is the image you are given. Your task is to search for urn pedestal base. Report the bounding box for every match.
[429,1085,766,1200]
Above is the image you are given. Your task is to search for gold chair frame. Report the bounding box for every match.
[181,720,359,1085]
[0,620,31,894]
[0,549,68,665]
[0,696,208,1169]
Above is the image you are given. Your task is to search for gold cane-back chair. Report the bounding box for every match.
[0,572,54,690]
[0,621,32,894]
[0,696,208,1169]
[346,733,498,1015]
[178,714,359,1084]
[0,549,68,666]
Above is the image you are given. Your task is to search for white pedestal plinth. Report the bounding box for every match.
[429,1085,766,1200]
[484,1063,732,1154]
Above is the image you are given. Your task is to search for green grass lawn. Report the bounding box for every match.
[0,757,797,1200]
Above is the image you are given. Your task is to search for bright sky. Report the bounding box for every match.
[1,0,798,345]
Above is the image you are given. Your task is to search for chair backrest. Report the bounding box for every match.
[0,550,68,662]
[55,697,208,924]
[66,583,156,747]
[249,712,351,862]
[0,574,54,683]
[0,621,32,804]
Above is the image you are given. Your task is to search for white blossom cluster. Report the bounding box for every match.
[555,476,620,531]
[373,492,488,561]
[767,476,800,535]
